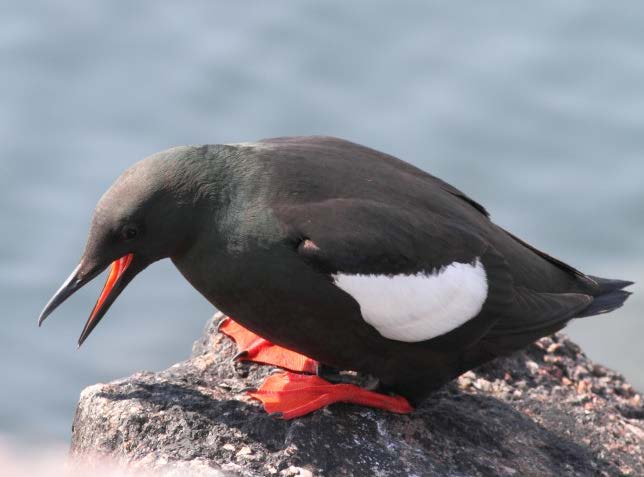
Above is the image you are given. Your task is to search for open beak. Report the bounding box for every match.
[39,253,135,346]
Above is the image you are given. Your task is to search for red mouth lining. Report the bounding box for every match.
[87,253,134,325]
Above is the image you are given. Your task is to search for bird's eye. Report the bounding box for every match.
[123,227,138,240]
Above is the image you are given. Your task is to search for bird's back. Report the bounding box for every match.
[239,136,597,297]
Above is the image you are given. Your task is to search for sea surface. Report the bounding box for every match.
[1,1,643,447]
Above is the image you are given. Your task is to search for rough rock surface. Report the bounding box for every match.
[70,313,644,476]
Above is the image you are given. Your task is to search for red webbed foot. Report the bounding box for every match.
[248,372,414,419]
[218,317,318,374]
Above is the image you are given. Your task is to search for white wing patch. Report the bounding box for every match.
[333,259,488,342]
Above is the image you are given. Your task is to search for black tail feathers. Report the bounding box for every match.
[588,275,635,294]
[577,276,634,318]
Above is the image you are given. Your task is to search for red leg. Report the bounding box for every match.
[218,317,318,374]
[248,372,414,419]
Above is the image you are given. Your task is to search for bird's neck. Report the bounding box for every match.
[169,144,274,260]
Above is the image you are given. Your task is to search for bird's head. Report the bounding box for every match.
[39,146,209,345]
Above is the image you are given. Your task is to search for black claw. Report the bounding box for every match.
[268,412,284,419]
[232,350,249,361]
[316,363,342,378]
[240,386,258,393]
[216,316,230,331]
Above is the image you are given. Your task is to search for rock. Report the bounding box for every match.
[70,313,644,476]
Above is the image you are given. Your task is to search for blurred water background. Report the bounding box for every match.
[1,1,642,450]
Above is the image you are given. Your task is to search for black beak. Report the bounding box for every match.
[39,253,136,346]
[39,262,89,327]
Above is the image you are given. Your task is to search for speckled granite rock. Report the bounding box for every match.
[70,313,644,476]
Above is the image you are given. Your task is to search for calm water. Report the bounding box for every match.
[1,1,643,445]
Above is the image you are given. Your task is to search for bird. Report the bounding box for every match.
[39,136,633,419]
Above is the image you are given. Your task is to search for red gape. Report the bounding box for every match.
[88,253,134,324]
[219,317,414,419]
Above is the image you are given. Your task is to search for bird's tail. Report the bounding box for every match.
[576,275,634,318]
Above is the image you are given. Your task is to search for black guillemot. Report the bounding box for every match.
[39,136,633,418]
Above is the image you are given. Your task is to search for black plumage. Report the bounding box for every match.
[40,136,633,404]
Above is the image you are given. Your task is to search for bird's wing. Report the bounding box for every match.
[478,287,592,356]
[275,198,491,274]
[491,288,592,336]
[273,198,514,345]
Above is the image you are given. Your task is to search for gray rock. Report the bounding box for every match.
[70,313,644,476]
